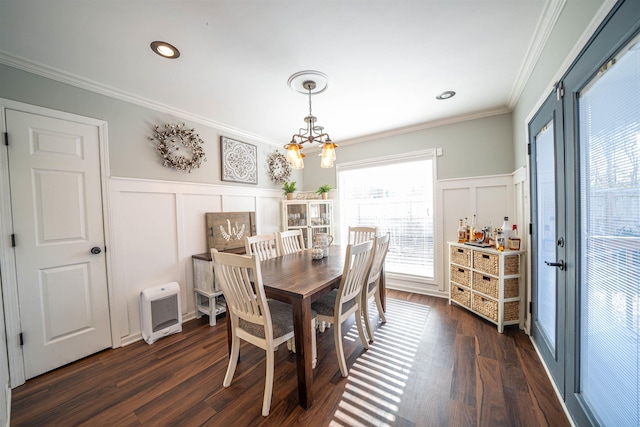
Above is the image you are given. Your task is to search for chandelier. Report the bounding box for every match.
[284,71,337,169]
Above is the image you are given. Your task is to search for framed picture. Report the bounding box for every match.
[220,136,258,184]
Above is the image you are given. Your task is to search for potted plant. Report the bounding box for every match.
[316,184,332,200]
[283,181,296,200]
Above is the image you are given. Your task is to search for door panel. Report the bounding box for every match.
[529,90,566,396]
[6,109,111,379]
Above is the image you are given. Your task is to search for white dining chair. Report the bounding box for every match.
[311,240,374,377]
[245,233,280,261]
[348,226,377,244]
[212,248,315,416]
[276,229,305,255]
[361,232,390,342]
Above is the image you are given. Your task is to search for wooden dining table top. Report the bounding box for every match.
[259,245,346,301]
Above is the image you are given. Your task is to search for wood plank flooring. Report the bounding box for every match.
[10,291,570,426]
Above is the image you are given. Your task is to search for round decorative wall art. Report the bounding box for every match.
[267,152,292,184]
[149,123,206,173]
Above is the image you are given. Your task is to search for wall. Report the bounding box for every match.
[512,0,607,168]
[0,63,302,187]
[109,178,281,345]
[303,112,514,191]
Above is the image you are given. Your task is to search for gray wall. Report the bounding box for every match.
[0,63,301,189]
[303,112,514,191]
[512,0,606,168]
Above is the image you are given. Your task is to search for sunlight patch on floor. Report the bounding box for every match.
[331,298,431,426]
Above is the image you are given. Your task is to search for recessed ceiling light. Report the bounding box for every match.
[150,41,180,59]
[436,90,456,100]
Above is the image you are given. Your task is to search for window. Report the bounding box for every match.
[337,150,435,280]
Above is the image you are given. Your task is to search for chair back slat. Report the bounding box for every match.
[336,240,374,314]
[348,226,377,244]
[245,234,279,261]
[368,232,391,284]
[212,250,271,330]
[277,230,305,255]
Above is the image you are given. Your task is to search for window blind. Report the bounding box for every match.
[578,34,640,426]
[337,152,435,279]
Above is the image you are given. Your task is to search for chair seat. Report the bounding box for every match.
[312,289,356,317]
[240,300,317,339]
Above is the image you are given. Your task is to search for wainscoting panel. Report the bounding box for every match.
[109,178,281,345]
[430,174,516,299]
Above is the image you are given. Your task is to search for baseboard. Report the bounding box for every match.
[120,310,199,347]
[529,336,576,427]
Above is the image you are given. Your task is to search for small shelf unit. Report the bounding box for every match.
[192,253,226,326]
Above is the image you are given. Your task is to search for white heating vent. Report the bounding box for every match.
[140,282,182,344]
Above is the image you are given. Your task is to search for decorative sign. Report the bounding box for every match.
[220,136,257,184]
[206,212,256,252]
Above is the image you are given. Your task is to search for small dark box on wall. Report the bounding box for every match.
[206,212,256,253]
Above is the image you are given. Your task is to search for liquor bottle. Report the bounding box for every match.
[501,217,510,236]
[464,217,469,242]
[457,219,466,243]
[470,214,477,243]
[496,228,505,251]
[508,224,521,250]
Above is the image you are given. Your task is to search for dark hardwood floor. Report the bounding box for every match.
[10,291,570,426]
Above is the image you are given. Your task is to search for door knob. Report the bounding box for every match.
[90,247,102,255]
[544,260,564,270]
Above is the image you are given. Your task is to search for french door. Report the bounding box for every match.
[529,89,566,396]
[529,1,640,425]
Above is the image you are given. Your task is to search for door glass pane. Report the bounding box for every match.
[578,35,640,426]
[535,121,557,350]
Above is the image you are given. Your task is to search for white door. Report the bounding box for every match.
[6,109,111,379]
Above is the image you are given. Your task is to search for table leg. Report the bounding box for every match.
[292,297,313,408]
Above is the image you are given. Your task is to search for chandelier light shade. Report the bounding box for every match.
[285,71,338,169]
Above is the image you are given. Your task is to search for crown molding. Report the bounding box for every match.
[507,0,567,109]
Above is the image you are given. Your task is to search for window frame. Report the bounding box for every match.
[336,149,437,286]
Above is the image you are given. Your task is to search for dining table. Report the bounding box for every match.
[224,244,386,409]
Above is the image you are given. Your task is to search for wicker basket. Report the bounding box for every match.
[473,252,499,275]
[450,265,471,287]
[473,272,498,298]
[451,285,471,308]
[472,294,498,322]
[450,246,471,267]
[504,301,520,321]
[504,255,520,275]
[504,278,519,298]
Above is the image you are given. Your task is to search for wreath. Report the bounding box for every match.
[149,123,206,173]
[268,152,292,184]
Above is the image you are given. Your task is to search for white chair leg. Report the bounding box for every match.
[223,333,240,387]
[286,338,295,352]
[374,290,387,323]
[334,321,348,377]
[362,294,374,343]
[355,305,370,350]
[262,348,275,416]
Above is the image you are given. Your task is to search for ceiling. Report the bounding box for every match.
[0,0,554,148]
